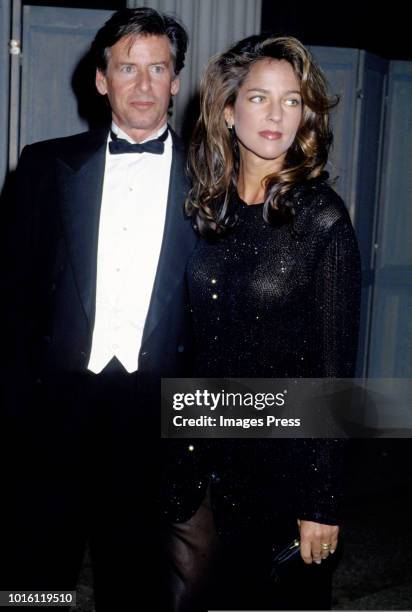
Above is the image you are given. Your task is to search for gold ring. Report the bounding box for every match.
[320,543,331,550]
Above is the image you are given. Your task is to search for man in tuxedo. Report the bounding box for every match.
[2,8,209,611]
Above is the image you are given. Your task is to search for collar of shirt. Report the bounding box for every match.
[110,122,168,145]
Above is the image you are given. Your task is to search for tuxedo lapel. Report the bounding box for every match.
[140,130,196,349]
[56,129,107,325]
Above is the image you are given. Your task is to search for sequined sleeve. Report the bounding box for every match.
[295,216,361,525]
[312,217,361,378]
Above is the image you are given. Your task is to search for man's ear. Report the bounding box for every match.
[171,76,180,97]
[95,69,108,96]
[224,106,234,127]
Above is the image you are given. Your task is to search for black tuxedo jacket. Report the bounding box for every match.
[4,128,208,523]
[7,127,196,380]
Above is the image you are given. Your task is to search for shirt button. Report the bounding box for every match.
[116,267,120,272]
[112,344,118,350]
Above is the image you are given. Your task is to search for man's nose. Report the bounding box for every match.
[135,69,151,92]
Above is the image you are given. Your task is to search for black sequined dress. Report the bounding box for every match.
[186,178,361,543]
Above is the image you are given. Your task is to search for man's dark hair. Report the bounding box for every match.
[92,7,188,75]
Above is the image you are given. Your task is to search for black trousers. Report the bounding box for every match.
[1,358,168,610]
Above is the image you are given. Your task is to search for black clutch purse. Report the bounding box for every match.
[270,537,301,583]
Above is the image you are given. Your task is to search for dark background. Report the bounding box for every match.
[261,1,411,60]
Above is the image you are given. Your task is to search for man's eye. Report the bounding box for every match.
[121,65,135,74]
[250,96,264,103]
[151,65,165,74]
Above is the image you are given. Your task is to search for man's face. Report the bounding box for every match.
[95,34,180,142]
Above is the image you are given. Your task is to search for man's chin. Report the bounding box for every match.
[127,117,165,132]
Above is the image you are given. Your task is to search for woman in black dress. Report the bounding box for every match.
[184,35,361,609]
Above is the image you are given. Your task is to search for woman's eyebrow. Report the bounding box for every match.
[245,87,301,95]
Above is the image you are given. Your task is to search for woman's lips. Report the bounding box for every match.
[259,130,282,140]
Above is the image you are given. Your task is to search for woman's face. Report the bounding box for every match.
[225,58,303,169]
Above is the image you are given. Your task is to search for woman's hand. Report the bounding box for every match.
[297,519,339,564]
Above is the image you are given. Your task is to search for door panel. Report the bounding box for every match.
[20,5,112,148]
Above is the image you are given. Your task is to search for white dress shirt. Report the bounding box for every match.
[87,122,172,374]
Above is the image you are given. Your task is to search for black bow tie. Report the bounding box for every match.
[109,128,168,155]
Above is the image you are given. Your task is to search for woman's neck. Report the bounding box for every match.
[237,150,283,205]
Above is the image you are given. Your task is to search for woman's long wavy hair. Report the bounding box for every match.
[186,35,338,236]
